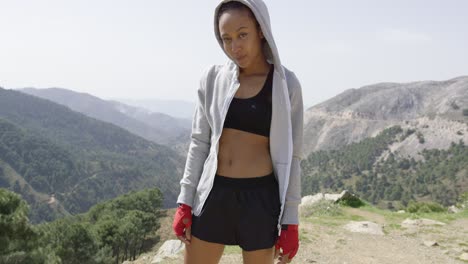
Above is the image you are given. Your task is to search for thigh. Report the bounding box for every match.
[184,234,225,264]
[242,245,275,264]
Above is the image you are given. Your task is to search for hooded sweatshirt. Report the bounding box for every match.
[177,0,304,236]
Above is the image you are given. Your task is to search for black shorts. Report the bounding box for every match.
[191,171,281,251]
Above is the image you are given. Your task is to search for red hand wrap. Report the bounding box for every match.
[275,224,299,260]
[172,203,192,237]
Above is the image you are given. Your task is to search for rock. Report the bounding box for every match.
[459,253,468,261]
[301,193,324,207]
[423,240,439,247]
[324,193,342,202]
[397,210,405,213]
[343,221,384,235]
[151,240,184,263]
[448,205,461,213]
[301,190,362,207]
[401,218,446,228]
[323,190,355,202]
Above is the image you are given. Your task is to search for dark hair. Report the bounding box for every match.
[217,1,259,28]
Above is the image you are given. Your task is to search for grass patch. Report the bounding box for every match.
[301,199,386,227]
[405,211,460,224]
[299,232,312,243]
[380,221,402,235]
[420,227,444,234]
[300,199,344,218]
[301,199,468,239]
[385,223,403,232]
[360,201,468,225]
[407,201,445,213]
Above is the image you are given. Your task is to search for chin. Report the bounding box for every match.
[235,59,251,69]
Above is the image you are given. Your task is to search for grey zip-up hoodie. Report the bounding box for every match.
[177,0,304,236]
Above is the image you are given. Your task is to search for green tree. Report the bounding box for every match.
[0,188,50,263]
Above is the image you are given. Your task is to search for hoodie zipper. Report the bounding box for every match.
[200,76,241,216]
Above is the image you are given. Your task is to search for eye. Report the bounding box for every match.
[222,37,232,43]
[239,33,248,39]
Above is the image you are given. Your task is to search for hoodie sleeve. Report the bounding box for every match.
[176,66,213,207]
[281,71,304,225]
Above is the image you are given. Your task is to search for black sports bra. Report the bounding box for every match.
[223,64,274,137]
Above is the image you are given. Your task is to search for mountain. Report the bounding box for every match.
[301,75,467,209]
[0,87,184,223]
[112,98,196,119]
[304,76,468,156]
[18,88,191,152]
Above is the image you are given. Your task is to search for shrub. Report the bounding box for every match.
[337,195,364,208]
[406,200,445,213]
[416,132,425,144]
[455,191,468,209]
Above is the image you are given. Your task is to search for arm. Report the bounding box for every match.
[281,71,304,225]
[176,66,213,207]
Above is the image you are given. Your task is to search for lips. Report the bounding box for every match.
[235,55,246,61]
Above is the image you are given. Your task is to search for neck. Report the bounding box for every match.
[239,55,270,77]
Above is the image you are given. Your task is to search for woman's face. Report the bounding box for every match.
[218,8,264,69]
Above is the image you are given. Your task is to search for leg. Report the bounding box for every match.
[237,174,280,263]
[184,234,225,264]
[242,245,275,264]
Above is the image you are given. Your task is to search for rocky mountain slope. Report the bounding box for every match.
[304,76,468,158]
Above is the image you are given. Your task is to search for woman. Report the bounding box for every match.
[173,0,304,263]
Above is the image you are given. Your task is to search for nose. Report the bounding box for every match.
[230,38,242,54]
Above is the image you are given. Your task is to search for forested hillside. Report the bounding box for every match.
[0,88,184,223]
[0,187,164,264]
[302,125,467,209]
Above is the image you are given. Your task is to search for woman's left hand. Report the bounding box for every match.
[274,224,299,263]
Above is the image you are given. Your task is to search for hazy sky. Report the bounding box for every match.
[1,0,467,108]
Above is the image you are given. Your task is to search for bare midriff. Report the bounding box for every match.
[215,128,273,178]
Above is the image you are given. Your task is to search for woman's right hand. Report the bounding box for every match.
[172,203,193,245]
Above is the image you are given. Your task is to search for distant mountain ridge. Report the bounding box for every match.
[113,98,196,119]
[18,88,191,151]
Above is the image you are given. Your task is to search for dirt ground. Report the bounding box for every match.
[129,206,468,264]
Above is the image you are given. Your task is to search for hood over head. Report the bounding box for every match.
[214,0,286,79]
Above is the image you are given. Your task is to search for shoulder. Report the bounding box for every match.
[198,63,230,88]
[199,62,237,93]
[280,65,302,94]
[199,61,235,82]
[199,64,220,84]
